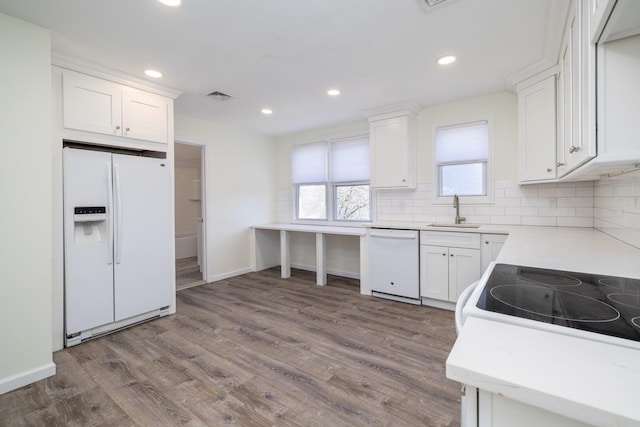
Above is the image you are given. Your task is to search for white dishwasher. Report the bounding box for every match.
[368,228,421,305]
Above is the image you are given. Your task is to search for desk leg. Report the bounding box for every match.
[359,234,369,295]
[316,233,327,286]
[280,230,291,279]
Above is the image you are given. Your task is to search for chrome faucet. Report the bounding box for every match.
[453,194,465,224]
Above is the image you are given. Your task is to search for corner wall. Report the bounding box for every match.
[175,114,277,281]
[594,170,640,248]
[0,13,55,393]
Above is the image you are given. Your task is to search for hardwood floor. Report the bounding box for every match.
[0,268,461,426]
[176,256,206,291]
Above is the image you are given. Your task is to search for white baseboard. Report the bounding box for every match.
[208,267,253,283]
[175,235,197,259]
[290,263,360,280]
[0,362,56,395]
[207,264,359,284]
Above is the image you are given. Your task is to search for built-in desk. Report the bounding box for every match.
[251,224,368,293]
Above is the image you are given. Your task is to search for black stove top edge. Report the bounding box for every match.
[477,264,640,343]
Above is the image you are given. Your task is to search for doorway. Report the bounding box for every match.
[174,142,206,290]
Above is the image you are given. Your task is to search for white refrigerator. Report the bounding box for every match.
[63,147,172,346]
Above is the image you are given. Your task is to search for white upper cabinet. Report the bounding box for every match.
[363,103,420,190]
[517,73,557,182]
[596,34,640,166]
[62,69,170,144]
[516,0,599,183]
[121,87,170,144]
[63,70,122,137]
[595,0,640,43]
[557,0,596,178]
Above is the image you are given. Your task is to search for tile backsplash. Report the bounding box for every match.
[375,180,594,227]
[277,175,640,249]
[277,180,595,227]
[594,170,640,249]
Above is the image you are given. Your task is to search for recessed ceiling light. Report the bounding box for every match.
[261,108,273,115]
[327,89,341,96]
[144,69,163,78]
[437,55,457,65]
[158,0,181,6]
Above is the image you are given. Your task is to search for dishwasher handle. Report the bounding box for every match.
[369,229,418,239]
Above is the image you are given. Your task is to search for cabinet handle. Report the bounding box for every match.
[402,178,406,182]
[125,127,130,132]
[546,168,553,172]
[442,253,446,256]
[390,281,394,285]
[115,125,120,130]
[485,241,489,244]
[569,146,579,154]
[557,162,565,167]
[450,254,454,257]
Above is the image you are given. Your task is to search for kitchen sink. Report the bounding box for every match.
[427,223,481,228]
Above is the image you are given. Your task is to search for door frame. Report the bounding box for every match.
[174,140,208,282]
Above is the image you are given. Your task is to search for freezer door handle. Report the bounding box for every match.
[114,164,123,264]
[106,163,114,265]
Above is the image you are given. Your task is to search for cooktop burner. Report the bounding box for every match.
[477,264,640,343]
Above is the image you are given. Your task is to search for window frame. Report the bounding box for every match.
[333,182,371,222]
[295,183,328,221]
[291,134,374,225]
[432,116,494,205]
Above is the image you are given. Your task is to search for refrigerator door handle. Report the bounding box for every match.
[114,164,123,264]
[106,163,114,265]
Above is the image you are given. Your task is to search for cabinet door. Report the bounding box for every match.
[370,116,414,189]
[517,75,557,181]
[420,245,449,300]
[448,248,481,303]
[558,1,596,177]
[62,69,122,137]
[556,7,575,177]
[480,234,507,272]
[121,88,169,144]
[597,34,640,159]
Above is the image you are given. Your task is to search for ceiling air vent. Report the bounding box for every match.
[415,0,454,13]
[207,91,232,101]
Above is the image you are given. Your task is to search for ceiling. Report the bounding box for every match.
[0,0,556,136]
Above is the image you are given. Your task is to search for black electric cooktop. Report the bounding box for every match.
[476,264,640,343]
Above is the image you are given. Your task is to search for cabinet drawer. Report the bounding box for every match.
[420,231,480,249]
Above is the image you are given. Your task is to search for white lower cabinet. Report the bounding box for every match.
[480,234,507,272]
[420,232,481,303]
[475,390,590,427]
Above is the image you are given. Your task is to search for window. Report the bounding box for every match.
[435,120,489,197]
[292,142,328,220]
[292,136,371,222]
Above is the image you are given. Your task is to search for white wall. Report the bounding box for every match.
[275,120,369,276]
[0,13,55,393]
[274,92,597,277]
[174,143,202,238]
[175,114,277,281]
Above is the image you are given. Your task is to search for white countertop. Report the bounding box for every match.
[252,223,366,236]
[439,225,640,426]
[371,221,640,279]
[448,317,640,427]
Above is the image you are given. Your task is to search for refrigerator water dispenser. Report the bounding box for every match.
[73,206,107,244]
